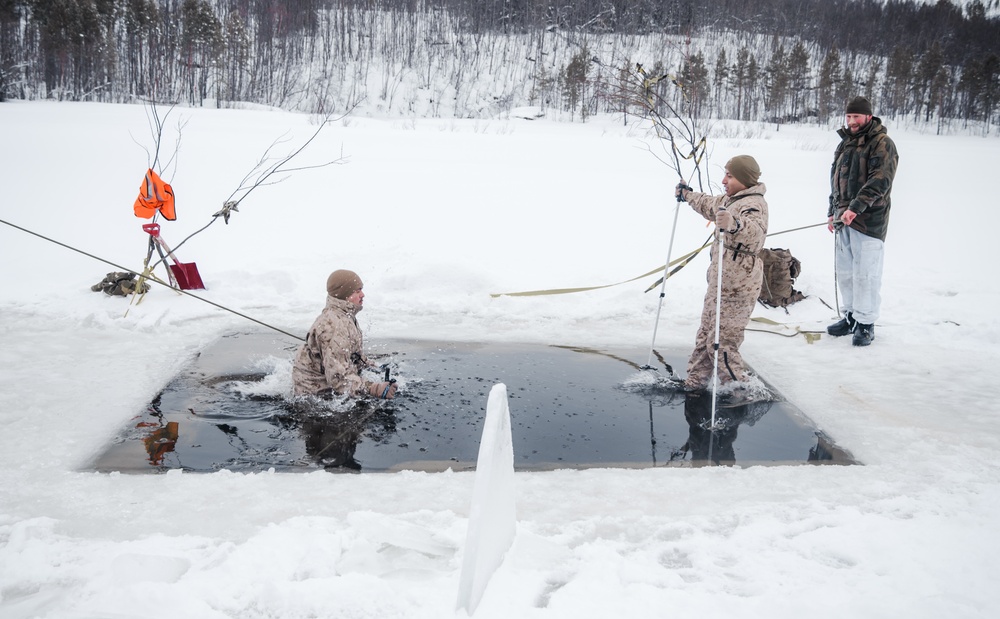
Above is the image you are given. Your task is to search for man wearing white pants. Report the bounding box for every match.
[827,96,899,347]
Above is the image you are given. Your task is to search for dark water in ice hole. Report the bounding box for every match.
[87,331,857,473]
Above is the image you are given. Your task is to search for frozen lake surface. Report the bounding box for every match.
[89,331,856,473]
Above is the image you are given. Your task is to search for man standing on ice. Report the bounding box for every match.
[676,155,768,395]
[826,96,899,347]
[292,269,397,399]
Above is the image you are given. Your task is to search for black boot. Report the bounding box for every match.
[853,322,875,346]
[827,312,855,337]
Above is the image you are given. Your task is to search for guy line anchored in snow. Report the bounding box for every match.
[490,219,829,298]
[3,216,829,345]
[0,217,306,343]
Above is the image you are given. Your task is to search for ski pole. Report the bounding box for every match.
[643,184,684,372]
[833,226,842,318]
[709,209,726,434]
[648,400,657,466]
[381,365,396,399]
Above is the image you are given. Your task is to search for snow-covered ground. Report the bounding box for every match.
[1,101,999,618]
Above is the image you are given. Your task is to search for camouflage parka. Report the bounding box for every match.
[688,183,770,286]
[828,117,898,242]
[292,295,372,397]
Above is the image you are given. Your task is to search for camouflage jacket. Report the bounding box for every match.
[828,117,898,241]
[292,295,372,397]
[688,183,770,287]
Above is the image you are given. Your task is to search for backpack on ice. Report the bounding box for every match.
[758,248,805,308]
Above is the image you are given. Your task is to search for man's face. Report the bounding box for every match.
[722,169,747,197]
[346,288,364,307]
[845,113,872,134]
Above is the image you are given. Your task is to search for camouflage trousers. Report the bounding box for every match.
[684,254,762,390]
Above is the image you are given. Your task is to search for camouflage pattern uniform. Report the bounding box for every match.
[684,184,769,390]
[828,117,898,328]
[829,117,897,243]
[292,295,373,397]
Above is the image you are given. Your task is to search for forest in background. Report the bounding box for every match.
[1,0,999,132]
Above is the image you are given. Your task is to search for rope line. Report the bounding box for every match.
[0,217,306,342]
[491,220,829,298]
[489,240,709,298]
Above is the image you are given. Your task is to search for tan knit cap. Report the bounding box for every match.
[726,155,761,188]
[326,269,363,300]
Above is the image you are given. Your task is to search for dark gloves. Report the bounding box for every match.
[675,183,693,202]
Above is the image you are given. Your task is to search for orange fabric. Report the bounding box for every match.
[133,168,176,220]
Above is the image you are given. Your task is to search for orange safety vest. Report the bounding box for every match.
[133,168,176,220]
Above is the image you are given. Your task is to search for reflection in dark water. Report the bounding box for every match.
[303,417,362,470]
[289,401,400,471]
[808,432,855,465]
[106,383,402,473]
[134,394,180,466]
[90,334,858,473]
[137,418,180,466]
[677,392,775,466]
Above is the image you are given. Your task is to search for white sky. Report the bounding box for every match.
[1,101,999,618]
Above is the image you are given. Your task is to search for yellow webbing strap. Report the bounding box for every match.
[490,220,829,299]
[124,266,172,317]
[490,237,711,298]
[747,317,824,343]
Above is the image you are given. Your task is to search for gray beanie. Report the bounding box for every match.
[326,269,363,300]
[726,155,761,188]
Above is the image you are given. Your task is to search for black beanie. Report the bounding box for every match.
[845,96,873,115]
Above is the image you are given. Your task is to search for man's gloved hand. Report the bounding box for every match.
[716,208,736,232]
[368,381,397,399]
[675,182,692,202]
[841,209,857,226]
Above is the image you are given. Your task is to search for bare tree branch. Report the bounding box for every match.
[163,107,355,260]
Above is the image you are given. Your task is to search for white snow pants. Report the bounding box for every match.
[835,226,884,325]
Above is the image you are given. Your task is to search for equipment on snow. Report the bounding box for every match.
[747,317,823,343]
[757,248,805,309]
[91,271,150,296]
[0,216,302,341]
[142,223,205,290]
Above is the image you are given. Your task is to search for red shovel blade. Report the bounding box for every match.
[169,262,206,290]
